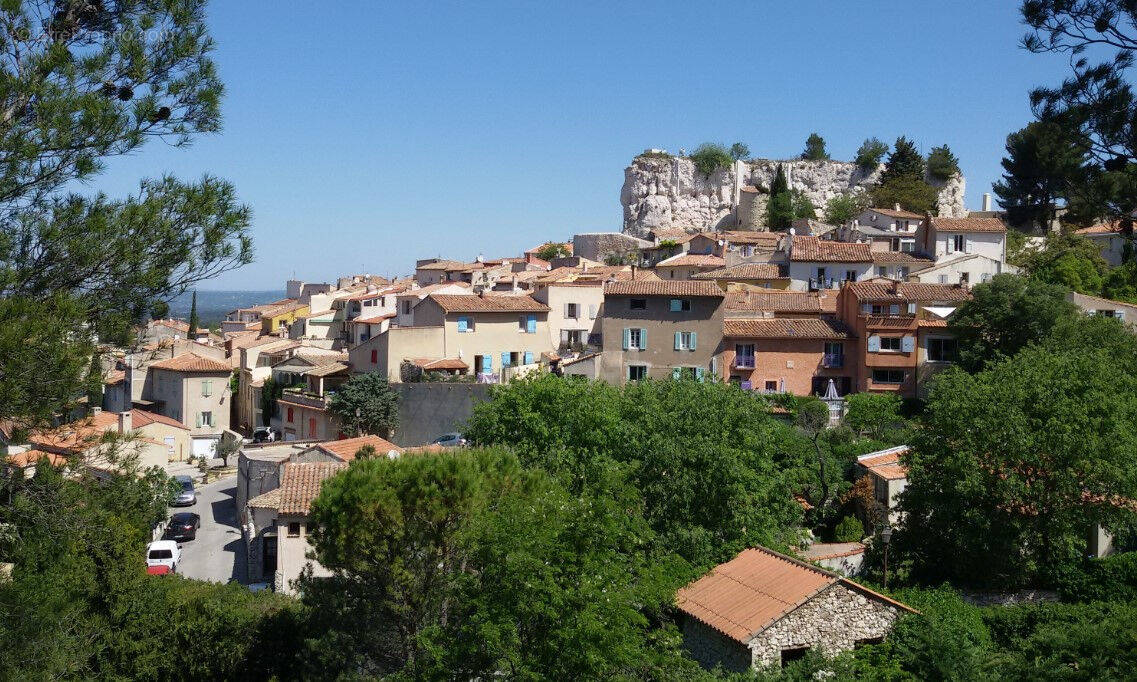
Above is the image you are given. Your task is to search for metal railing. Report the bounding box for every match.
[822,353,844,369]
[734,356,756,369]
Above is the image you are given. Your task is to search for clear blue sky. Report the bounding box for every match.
[92,1,1069,289]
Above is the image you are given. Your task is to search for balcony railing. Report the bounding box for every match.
[734,356,756,369]
[278,390,330,409]
[808,277,843,291]
[822,353,844,369]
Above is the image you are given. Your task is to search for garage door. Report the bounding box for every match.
[191,438,217,458]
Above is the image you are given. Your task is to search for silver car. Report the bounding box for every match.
[173,475,196,506]
[431,432,467,447]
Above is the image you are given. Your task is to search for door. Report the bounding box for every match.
[263,535,278,576]
[191,437,216,459]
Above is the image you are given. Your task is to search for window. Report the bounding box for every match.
[629,298,647,310]
[741,245,752,257]
[876,266,889,277]
[765,380,779,392]
[952,234,966,253]
[457,316,473,332]
[927,337,958,363]
[287,407,294,423]
[845,269,857,281]
[565,303,579,318]
[200,411,213,428]
[872,369,905,384]
[402,300,411,314]
[287,522,301,537]
[669,298,691,312]
[939,274,948,284]
[674,331,697,351]
[627,365,647,381]
[735,343,755,368]
[823,341,844,368]
[201,380,212,397]
[816,267,826,281]
[519,314,537,333]
[624,327,646,350]
[897,266,909,278]
[370,349,378,364]
[900,239,915,252]
[879,337,902,352]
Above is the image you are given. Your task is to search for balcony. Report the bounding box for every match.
[822,353,844,369]
[734,356,756,369]
[278,389,330,409]
[808,277,842,291]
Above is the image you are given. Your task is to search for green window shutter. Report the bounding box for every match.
[639,328,647,350]
[672,367,681,380]
[622,328,630,350]
[674,332,681,351]
[690,332,697,350]
[195,413,202,428]
[695,367,705,381]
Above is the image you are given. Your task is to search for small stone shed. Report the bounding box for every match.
[676,545,917,671]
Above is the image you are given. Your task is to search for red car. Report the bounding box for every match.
[146,564,172,576]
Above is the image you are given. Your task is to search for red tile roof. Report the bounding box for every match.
[411,357,469,371]
[723,318,852,339]
[5,448,68,468]
[847,279,971,303]
[858,446,909,480]
[428,294,549,313]
[353,313,395,324]
[676,545,916,644]
[149,353,231,373]
[1075,222,1122,236]
[724,290,830,313]
[656,253,727,267]
[692,263,785,280]
[416,259,471,271]
[131,409,189,431]
[718,230,782,246]
[314,435,402,462]
[931,216,1007,233]
[603,280,725,297]
[797,542,866,561]
[790,236,872,262]
[871,251,935,264]
[868,207,924,220]
[278,461,346,515]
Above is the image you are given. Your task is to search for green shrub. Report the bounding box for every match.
[855,137,889,170]
[834,515,864,542]
[926,144,960,181]
[1056,552,1137,602]
[689,143,733,175]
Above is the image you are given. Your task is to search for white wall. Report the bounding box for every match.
[786,262,872,291]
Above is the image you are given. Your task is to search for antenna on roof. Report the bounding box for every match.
[476,253,485,263]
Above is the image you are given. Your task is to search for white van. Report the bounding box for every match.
[146,540,182,572]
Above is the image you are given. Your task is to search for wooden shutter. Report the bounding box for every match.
[527,315,537,334]
[639,328,647,350]
[457,317,468,332]
[524,351,534,365]
[907,302,917,314]
[690,332,697,350]
[674,332,681,350]
[901,336,915,352]
[588,304,597,319]
[695,367,705,381]
[501,352,510,367]
[482,355,492,372]
[622,328,630,350]
[867,335,881,352]
[560,329,570,344]
[670,299,681,312]
[195,413,202,428]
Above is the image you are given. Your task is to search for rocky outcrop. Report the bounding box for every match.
[621,154,967,235]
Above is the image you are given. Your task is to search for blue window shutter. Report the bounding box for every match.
[674,332,681,351]
[482,355,492,372]
[889,304,900,315]
[695,367,705,381]
[639,328,647,350]
[690,332,697,351]
[622,328,630,350]
[524,351,534,365]
[867,335,881,352]
[527,315,536,334]
[901,336,915,353]
[457,316,468,332]
[672,367,681,380]
[670,298,682,312]
[501,352,510,367]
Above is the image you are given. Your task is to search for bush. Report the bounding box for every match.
[1057,552,1137,602]
[823,192,865,226]
[855,137,889,170]
[834,515,864,542]
[688,143,733,175]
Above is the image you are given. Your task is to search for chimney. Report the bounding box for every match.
[982,193,992,211]
[118,410,132,433]
[894,203,901,212]
[631,265,637,280]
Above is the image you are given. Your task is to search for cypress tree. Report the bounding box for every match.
[188,291,200,337]
[802,133,830,160]
[767,165,794,229]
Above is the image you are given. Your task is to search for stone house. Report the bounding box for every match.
[1067,291,1137,329]
[655,252,727,280]
[786,236,873,291]
[1075,222,1129,266]
[530,280,604,354]
[677,545,916,672]
[853,207,925,235]
[599,279,725,384]
[915,216,1007,266]
[691,262,791,290]
[856,445,910,526]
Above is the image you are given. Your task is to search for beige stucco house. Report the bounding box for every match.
[531,280,603,354]
[146,352,233,458]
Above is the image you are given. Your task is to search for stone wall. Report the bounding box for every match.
[573,232,653,263]
[621,154,966,235]
[391,382,493,447]
[681,617,753,674]
[747,582,904,668]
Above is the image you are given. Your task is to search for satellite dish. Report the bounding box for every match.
[789,227,796,236]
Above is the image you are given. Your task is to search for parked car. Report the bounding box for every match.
[146,540,181,573]
[146,564,172,576]
[431,432,467,447]
[252,426,275,443]
[163,512,201,541]
[173,475,196,506]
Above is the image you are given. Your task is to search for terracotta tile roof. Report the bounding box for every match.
[676,545,916,645]
[718,230,782,246]
[278,461,346,515]
[868,207,924,220]
[723,318,852,339]
[29,411,120,453]
[416,259,469,271]
[692,263,785,280]
[305,362,349,377]
[790,236,872,262]
[871,251,935,264]
[149,353,231,373]
[131,409,189,431]
[724,290,829,313]
[797,542,866,561]
[353,313,395,324]
[847,279,971,302]
[1075,222,1122,236]
[247,487,281,509]
[103,369,125,386]
[314,435,403,462]
[150,318,190,332]
[866,316,918,328]
[603,280,724,297]
[6,448,68,468]
[411,357,469,371]
[428,294,549,313]
[858,446,909,481]
[656,253,727,268]
[931,216,1007,233]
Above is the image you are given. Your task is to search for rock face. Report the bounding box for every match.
[621,154,966,235]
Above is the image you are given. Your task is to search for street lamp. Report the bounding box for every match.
[880,525,893,590]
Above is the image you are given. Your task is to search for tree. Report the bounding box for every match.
[855,137,889,171]
[802,132,830,160]
[767,164,795,229]
[791,189,817,219]
[898,349,1137,587]
[327,373,400,437]
[824,192,867,226]
[1017,232,1110,295]
[993,121,1087,229]
[188,290,200,337]
[926,144,960,181]
[880,136,926,185]
[533,242,568,261]
[796,399,834,509]
[1021,0,1137,233]
[868,174,939,214]
[0,1,252,431]
[729,141,750,160]
[843,392,905,440]
[688,142,732,175]
[948,273,1079,372]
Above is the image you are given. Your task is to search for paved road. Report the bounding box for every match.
[168,474,247,584]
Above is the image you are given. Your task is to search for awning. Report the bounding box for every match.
[924,306,958,319]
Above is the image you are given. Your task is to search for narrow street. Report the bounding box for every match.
[168,474,247,584]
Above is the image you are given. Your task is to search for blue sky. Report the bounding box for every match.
[92,1,1070,289]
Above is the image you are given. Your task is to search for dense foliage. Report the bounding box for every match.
[327,372,400,437]
[729,141,750,160]
[855,137,889,170]
[767,164,794,229]
[689,142,733,175]
[802,132,829,160]
[994,120,1087,229]
[823,192,866,226]
[868,137,939,213]
[925,144,960,181]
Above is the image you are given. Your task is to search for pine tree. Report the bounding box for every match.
[879,136,925,184]
[767,165,794,229]
[926,144,961,181]
[188,291,200,337]
[993,121,1086,229]
[802,133,830,160]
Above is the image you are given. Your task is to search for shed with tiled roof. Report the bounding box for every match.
[677,545,916,672]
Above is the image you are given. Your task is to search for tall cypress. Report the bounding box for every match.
[188,290,200,337]
[767,165,794,229]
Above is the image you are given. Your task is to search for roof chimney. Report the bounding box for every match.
[118,410,132,433]
[981,193,992,211]
[894,203,901,212]
[631,265,637,280]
